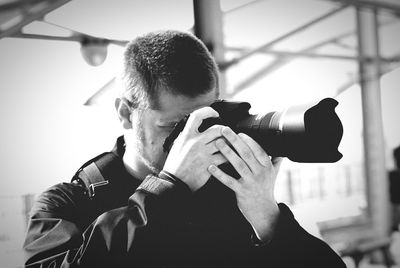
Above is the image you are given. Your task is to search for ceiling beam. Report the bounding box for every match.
[0,0,71,39]
[226,47,359,61]
[324,0,400,13]
[11,32,81,42]
[226,46,399,62]
[226,16,398,96]
[220,4,349,70]
[11,32,129,47]
[0,0,50,12]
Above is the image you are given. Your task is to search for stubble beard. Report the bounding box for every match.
[135,121,163,175]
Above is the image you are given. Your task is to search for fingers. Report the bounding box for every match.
[208,164,239,192]
[202,124,225,144]
[220,127,259,173]
[211,153,227,166]
[238,133,272,168]
[184,107,219,135]
[215,138,252,178]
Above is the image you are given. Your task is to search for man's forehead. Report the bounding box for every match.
[153,89,218,121]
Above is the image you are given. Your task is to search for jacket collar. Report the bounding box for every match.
[112,135,126,158]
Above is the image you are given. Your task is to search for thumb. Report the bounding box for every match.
[184,106,219,135]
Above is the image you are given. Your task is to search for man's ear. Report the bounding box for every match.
[115,98,132,129]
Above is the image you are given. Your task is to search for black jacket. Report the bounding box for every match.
[23,137,346,267]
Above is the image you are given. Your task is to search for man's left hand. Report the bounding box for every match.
[208,127,283,243]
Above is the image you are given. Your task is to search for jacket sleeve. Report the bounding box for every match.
[249,203,346,267]
[23,174,191,268]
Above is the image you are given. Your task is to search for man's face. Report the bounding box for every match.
[128,88,218,175]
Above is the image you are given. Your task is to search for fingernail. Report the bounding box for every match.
[208,165,217,172]
[222,126,232,135]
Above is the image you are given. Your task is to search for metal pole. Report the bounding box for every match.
[193,0,226,97]
[356,7,390,238]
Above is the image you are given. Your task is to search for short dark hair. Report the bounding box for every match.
[120,30,219,109]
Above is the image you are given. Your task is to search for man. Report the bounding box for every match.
[23,30,345,267]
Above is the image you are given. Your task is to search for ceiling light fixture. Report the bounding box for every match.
[80,38,108,66]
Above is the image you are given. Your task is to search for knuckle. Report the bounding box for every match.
[229,134,237,142]
[214,154,227,165]
[207,124,224,135]
[226,178,235,187]
[242,150,252,160]
[236,161,248,172]
[256,151,266,160]
[256,146,268,157]
[229,132,237,141]
[210,124,224,129]
[216,139,227,150]
[203,126,220,138]
[216,168,224,176]
[207,143,217,153]
[260,157,271,167]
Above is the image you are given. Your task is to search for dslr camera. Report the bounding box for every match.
[164,98,343,163]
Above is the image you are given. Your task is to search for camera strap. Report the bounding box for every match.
[72,152,118,199]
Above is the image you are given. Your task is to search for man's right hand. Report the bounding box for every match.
[162,107,226,192]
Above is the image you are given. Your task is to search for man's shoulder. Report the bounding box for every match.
[33,182,88,215]
[27,181,96,230]
[29,142,135,223]
[32,148,120,215]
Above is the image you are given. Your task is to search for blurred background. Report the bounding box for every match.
[1,0,400,267]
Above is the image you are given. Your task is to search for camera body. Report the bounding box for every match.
[164,98,343,163]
